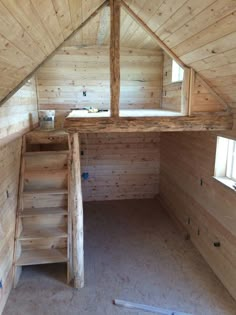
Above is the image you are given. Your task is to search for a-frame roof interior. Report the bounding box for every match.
[0,0,235,111]
[1,1,236,314]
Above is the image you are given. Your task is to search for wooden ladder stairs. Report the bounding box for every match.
[13,129,72,287]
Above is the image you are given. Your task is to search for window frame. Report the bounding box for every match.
[171,60,184,83]
[214,136,236,191]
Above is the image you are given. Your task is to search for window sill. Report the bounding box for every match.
[213,176,236,192]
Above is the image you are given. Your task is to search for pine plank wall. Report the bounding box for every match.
[160,127,236,301]
[36,45,163,128]
[0,60,235,313]
[0,78,38,314]
[80,133,160,201]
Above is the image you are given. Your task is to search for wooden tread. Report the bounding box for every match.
[24,169,68,177]
[20,207,68,217]
[24,150,69,156]
[19,226,67,240]
[16,249,67,266]
[23,189,68,195]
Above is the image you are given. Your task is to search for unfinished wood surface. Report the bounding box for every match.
[65,114,233,133]
[16,249,67,266]
[80,133,160,201]
[64,6,161,50]
[3,199,236,315]
[192,74,229,114]
[110,0,120,117]
[0,0,106,104]
[0,0,235,110]
[121,0,186,68]
[113,299,192,315]
[0,77,38,145]
[0,76,39,313]
[12,130,71,292]
[70,133,84,288]
[36,46,164,128]
[160,131,236,300]
[0,139,22,314]
[162,53,182,112]
[123,0,236,108]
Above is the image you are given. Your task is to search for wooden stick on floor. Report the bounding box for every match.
[113,299,192,315]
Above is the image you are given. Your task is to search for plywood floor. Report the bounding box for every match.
[4,199,236,315]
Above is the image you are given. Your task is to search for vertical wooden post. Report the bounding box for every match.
[110,0,121,117]
[188,68,195,116]
[181,67,191,116]
[70,132,84,288]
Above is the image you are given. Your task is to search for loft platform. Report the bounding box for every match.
[65,110,233,133]
[66,109,183,118]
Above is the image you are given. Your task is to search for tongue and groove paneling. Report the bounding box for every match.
[0,76,38,314]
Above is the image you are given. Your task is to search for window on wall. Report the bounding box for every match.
[172,60,184,83]
[214,136,236,190]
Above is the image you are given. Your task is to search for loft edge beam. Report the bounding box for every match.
[64,114,233,133]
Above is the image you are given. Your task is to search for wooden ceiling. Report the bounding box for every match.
[0,0,105,104]
[0,0,236,107]
[65,6,160,49]
[124,0,236,107]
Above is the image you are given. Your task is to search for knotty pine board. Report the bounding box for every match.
[160,131,236,300]
[0,0,105,103]
[161,53,182,112]
[0,77,38,313]
[80,132,160,201]
[125,0,236,107]
[0,139,22,314]
[36,46,163,128]
[191,75,226,113]
[0,76,38,145]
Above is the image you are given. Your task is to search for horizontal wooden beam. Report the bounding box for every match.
[64,114,233,133]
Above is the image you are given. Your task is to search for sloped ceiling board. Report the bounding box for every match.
[0,0,109,108]
[121,0,231,112]
[0,0,231,112]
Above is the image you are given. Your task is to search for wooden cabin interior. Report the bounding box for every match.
[0,1,236,314]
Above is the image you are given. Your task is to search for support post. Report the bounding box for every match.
[70,132,84,288]
[188,69,195,116]
[181,67,191,116]
[110,0,121,117]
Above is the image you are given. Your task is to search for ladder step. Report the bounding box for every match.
[25,169,68,176]
[23,189,68,195]
[24,150,69,156]
[24,152,69,171]
[19,226,68,240]
[20,207,68,217]
[16,249,67,266]
[26,129,68,145]
[24,170,68,190]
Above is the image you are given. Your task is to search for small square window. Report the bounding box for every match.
[172,60,184,83]
[214,136,236,190]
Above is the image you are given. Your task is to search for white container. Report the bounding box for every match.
[39,110,55,130]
